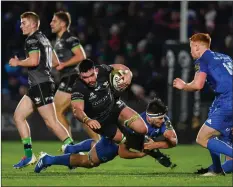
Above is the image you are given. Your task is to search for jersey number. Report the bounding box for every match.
[223,62,233,75]
[46,46,52,68]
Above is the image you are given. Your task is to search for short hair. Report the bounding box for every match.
[54,11,71,30]
[189,33,211,48]
[146,97,168,115]
[20,11,40,28]
[77,59,95,74]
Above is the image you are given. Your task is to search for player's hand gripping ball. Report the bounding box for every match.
[109,70,127,92]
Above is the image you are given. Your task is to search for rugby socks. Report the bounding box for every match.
[207,138,233,158]
[22,137,33,158]
[208,150,222,173]
[63,137,74,145]
[209,159,233,173]
[222,159,233,173]
[46,154,71,167]
[67,139,94,153]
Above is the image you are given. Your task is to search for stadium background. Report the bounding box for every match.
[1,1,233,143]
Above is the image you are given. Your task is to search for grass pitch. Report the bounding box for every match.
[1,141,232,186]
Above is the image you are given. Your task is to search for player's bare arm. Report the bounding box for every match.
[52,50,60,67]
[56,45,86,70]
[173,71,207,91]
[71,100,101,130]
[9,52,39,67]
[118,143,146,159]
[144,130,177,150]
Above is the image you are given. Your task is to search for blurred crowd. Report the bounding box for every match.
[2,1,233,106]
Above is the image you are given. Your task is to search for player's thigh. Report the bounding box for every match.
[54,90,71,112]
[31,82,57,122]
[118,106,147,133]
[197,124,220,141]
[14,95,35,119]
[37,103,57,123]
[88,137,118,165]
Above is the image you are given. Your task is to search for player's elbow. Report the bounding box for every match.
[168,137,178,148]
[31,59,39,66]
[170,138,178,147]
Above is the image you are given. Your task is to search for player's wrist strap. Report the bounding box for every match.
[82,116,90,123]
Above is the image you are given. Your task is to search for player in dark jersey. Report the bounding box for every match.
[9,12,74,169]
[50,12,99,140]
[173,33,233,176]
[34,59,149,173]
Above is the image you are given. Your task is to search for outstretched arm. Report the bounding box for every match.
[118,144,146,159]
[144,130,178,150]
[173,72,207,91]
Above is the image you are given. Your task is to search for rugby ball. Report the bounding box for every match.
[109,70,125,92]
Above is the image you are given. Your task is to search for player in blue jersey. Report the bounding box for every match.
[173,33,233,176]
[34,97,177,173]
[118,97,177,167]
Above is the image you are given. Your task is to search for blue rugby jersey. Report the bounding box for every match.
[140,112,172,140]
[194,50,232,101]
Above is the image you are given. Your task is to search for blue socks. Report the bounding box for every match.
[46,153,71,167]
[209,159,233,173]
[222,159,233,173]
[208,150,222,173]
[66,139,93,154]
[207,138,233,158]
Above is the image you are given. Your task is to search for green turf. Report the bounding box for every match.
[1,141,232,186]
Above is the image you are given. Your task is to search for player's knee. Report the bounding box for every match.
[55,106,65,115]
[13,112,23,124]
[196,136,206,147]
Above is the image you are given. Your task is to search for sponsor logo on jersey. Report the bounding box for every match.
[27,39,38,45]
[89,92,97,100]
[34,97,41,104]
[59,82,65,89]
[206,119,212,124]
[103,81,109,87]
[45,96,54,102]
[94,85,101,91]
[195,63,200,72]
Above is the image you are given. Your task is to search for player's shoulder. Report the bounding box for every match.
[64,32,80,43]
[72,78,88,93]
[97,64,113,73]
[25,31,39,44]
